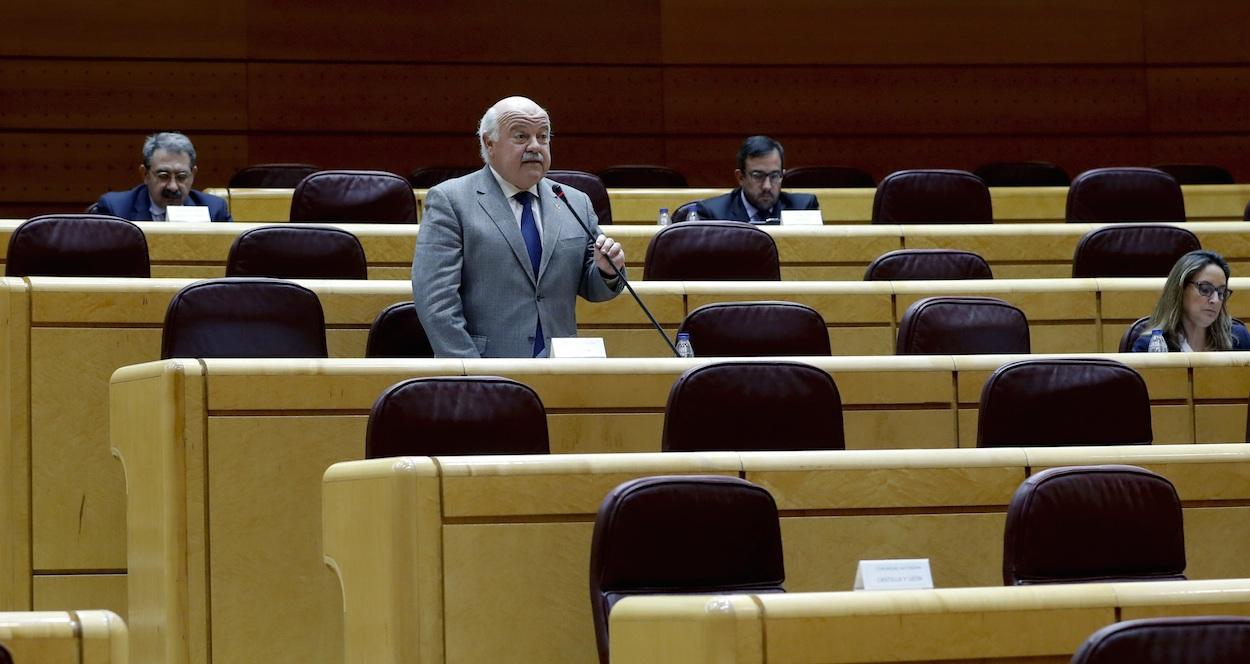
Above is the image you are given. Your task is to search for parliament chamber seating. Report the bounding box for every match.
[1071,224,1201,277]
[1071,616,1250,664]
[863,248,993,280]
[364,301,434,358]
[670,200,701,222]
[227,163,318,188]
[589,475,785,664]
[643,221,780,280]
[1154,163,1235,186]
[973,161,1071,187]
[895,296,1030,354]
[365,376,549,458]
[407,166,475,188]
[1002,465,1185,586]
[1245,198,1250,221]
[319,446,1250,664]
[0,610,127,663]
[1067,168,1186,223]
[161,278,328,359]
[675,301,831,356]
[977,358,1153,447]
[225,225,368,279]
[546,169,613,225]
[871,169,993,223]
[779,165,875,188]
[597,165,688,188]
[6,215,149,277]
[289,170,418,223]
[661,361,844,452]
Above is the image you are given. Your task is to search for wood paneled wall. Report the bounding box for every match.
[1,0,1248,217]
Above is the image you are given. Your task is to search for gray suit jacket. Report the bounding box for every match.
[412,166,624,358]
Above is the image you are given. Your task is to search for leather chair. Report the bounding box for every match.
[1154,163,1235,185]
[365,301,434,358]
[6,214,150,277]
[161,278,328,359]
[871,169,993,223]
[589,475,784,664]
[676,301,830,356]
[973,161,1070,187]
[1244,198,1249,221]
[227,163,318,188]
[597,165,688,188]
[1120,316,1247,353]
[643,221,780,280]
[863,249,993,280]
[781,166,875,188]
[896,297,1029,354]
[977,358,1152,447]
[672,201,702,222]
[546,170,612,225]
[407,166,476,188]
[1072,616,1250,664]
[661,361,844,452]
[289,170,417,223]
[365,376,548,457]
[1070,224,1200,278]
[1003,465,1185,585]
[1066,167,1185,223]
[225,225,368,279]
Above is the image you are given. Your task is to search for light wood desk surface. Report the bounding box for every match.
[610,580,1250,664]
[110,351,1250,664]
[210,184,1250,225]
[4,219,1250,281]
[321,447,1250,664]
[0,610,127,663]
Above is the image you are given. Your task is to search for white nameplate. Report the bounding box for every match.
[550,337,607,358]
[165,205,211,222]
[780,209,823,225]
[853,558,934,591]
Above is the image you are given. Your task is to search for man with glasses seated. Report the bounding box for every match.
[689,135,819,224]
[1131,250,1250,352]
[94,132,232,222]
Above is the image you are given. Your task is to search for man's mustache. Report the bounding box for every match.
[160,189,182,199]
[522,152,544,163]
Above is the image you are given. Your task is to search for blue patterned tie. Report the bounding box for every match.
[515,191,544,357]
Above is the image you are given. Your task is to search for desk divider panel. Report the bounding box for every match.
[608,580,1250,664]
[320,445,1250,664]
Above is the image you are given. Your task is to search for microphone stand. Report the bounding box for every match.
[551,184,680,357]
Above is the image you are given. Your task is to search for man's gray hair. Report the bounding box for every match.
[476,97,550,164]
[142,132,197,168]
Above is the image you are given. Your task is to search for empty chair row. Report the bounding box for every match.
[590,464,1190,663]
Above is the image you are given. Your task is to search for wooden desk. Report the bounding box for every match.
[4,219,1250,281]
[111,351,1250,664]
[609,580,1250,664]
[215,184,1250,225]
[0,610,127,663]
[318,447,1250,664]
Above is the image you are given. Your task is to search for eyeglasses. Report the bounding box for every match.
[1189,280,1233,301]
[746,170,784,184]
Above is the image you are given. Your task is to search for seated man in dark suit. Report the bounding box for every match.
[95,132,232,221]
[691,135,819,223]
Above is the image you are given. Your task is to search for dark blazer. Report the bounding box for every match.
[1131,323,1250,352]
[95,184,232,222]
[692,188,819,223]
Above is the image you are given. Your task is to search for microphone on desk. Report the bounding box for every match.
[551,183,680,357]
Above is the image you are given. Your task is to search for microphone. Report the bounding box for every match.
[551,184,680,357]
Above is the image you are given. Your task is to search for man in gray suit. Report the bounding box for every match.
[412,96,626,358]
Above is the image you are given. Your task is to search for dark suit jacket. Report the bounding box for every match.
[692,188,819,223]
[95,184,232,222]
[1131,323,1250,351]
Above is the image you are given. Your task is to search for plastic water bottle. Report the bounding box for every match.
[685,207,700,222]
[657,207,670,226]
[1148,329,1168,353]
[675,332,695,358]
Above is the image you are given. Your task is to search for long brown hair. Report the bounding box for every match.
[1147,250,1234,350]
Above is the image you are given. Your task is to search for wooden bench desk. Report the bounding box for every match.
[110,351,1250,664]
[609,580,1250,664]
[0,610,127,663]
[318,447,1250,664]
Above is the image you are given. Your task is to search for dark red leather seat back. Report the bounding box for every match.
[1071,224,1200,277]
[1072,616,1250,664]
[6,214,150,277]
[1066,167,1185,223]
[289,170,417,223]
[973,161,1070,187]
[896,297,1029,354]
[546,170,613,225]
[864,249,993,280]
[872,169,992,223]
[677,301,830,356]
[365,301,434,358]
[161,278,327,359]
[226,225,367,279]
[644,221,780,280]
[1153,163,1234,185]
[228,164,318,188]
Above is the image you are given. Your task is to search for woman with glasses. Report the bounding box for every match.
[1131,250,1249,351]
